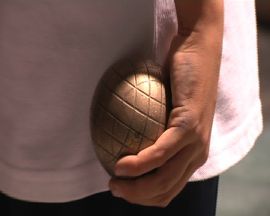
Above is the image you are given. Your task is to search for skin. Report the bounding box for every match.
[109,0,224,207]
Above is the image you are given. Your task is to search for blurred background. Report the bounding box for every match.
[217,1,270,215]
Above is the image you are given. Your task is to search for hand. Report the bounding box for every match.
[108,41,219,207]
[108,0,223,206]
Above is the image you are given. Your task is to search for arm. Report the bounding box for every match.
[109,0,224,207]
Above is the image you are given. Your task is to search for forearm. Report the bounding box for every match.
[169,0,224,121]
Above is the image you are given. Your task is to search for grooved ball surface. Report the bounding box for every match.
[90,59,168,176]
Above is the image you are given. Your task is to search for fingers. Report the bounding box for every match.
[114,127,188,177]
[109,144,201,207]
[154,144,209,207]
[150,161,198,207]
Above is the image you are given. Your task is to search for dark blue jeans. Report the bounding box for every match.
[0,176,219,216]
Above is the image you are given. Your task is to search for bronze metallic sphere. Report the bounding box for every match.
[90,58,170,176]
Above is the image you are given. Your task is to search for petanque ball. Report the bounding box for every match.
[90,58,170,176]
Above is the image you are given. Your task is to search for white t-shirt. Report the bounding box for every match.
[0,0,263,202]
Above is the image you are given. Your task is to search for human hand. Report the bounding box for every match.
[108,44,219,207]
[108,0,223,206]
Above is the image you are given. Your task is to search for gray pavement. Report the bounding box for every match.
[216,27,270,215]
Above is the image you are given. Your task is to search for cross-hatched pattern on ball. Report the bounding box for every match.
[90,58,169,176]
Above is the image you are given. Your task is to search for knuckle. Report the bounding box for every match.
[201,147,209,161]
[168,108,197,130]
[130,161,144,175]
[152,147,167,167]
[155,152,167,168]
[155,196,171,208]
[129,160,150,176]
[179,117,195,131]
[196,149,209,167]
[172,116,195,131]
[130,146,167,175]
